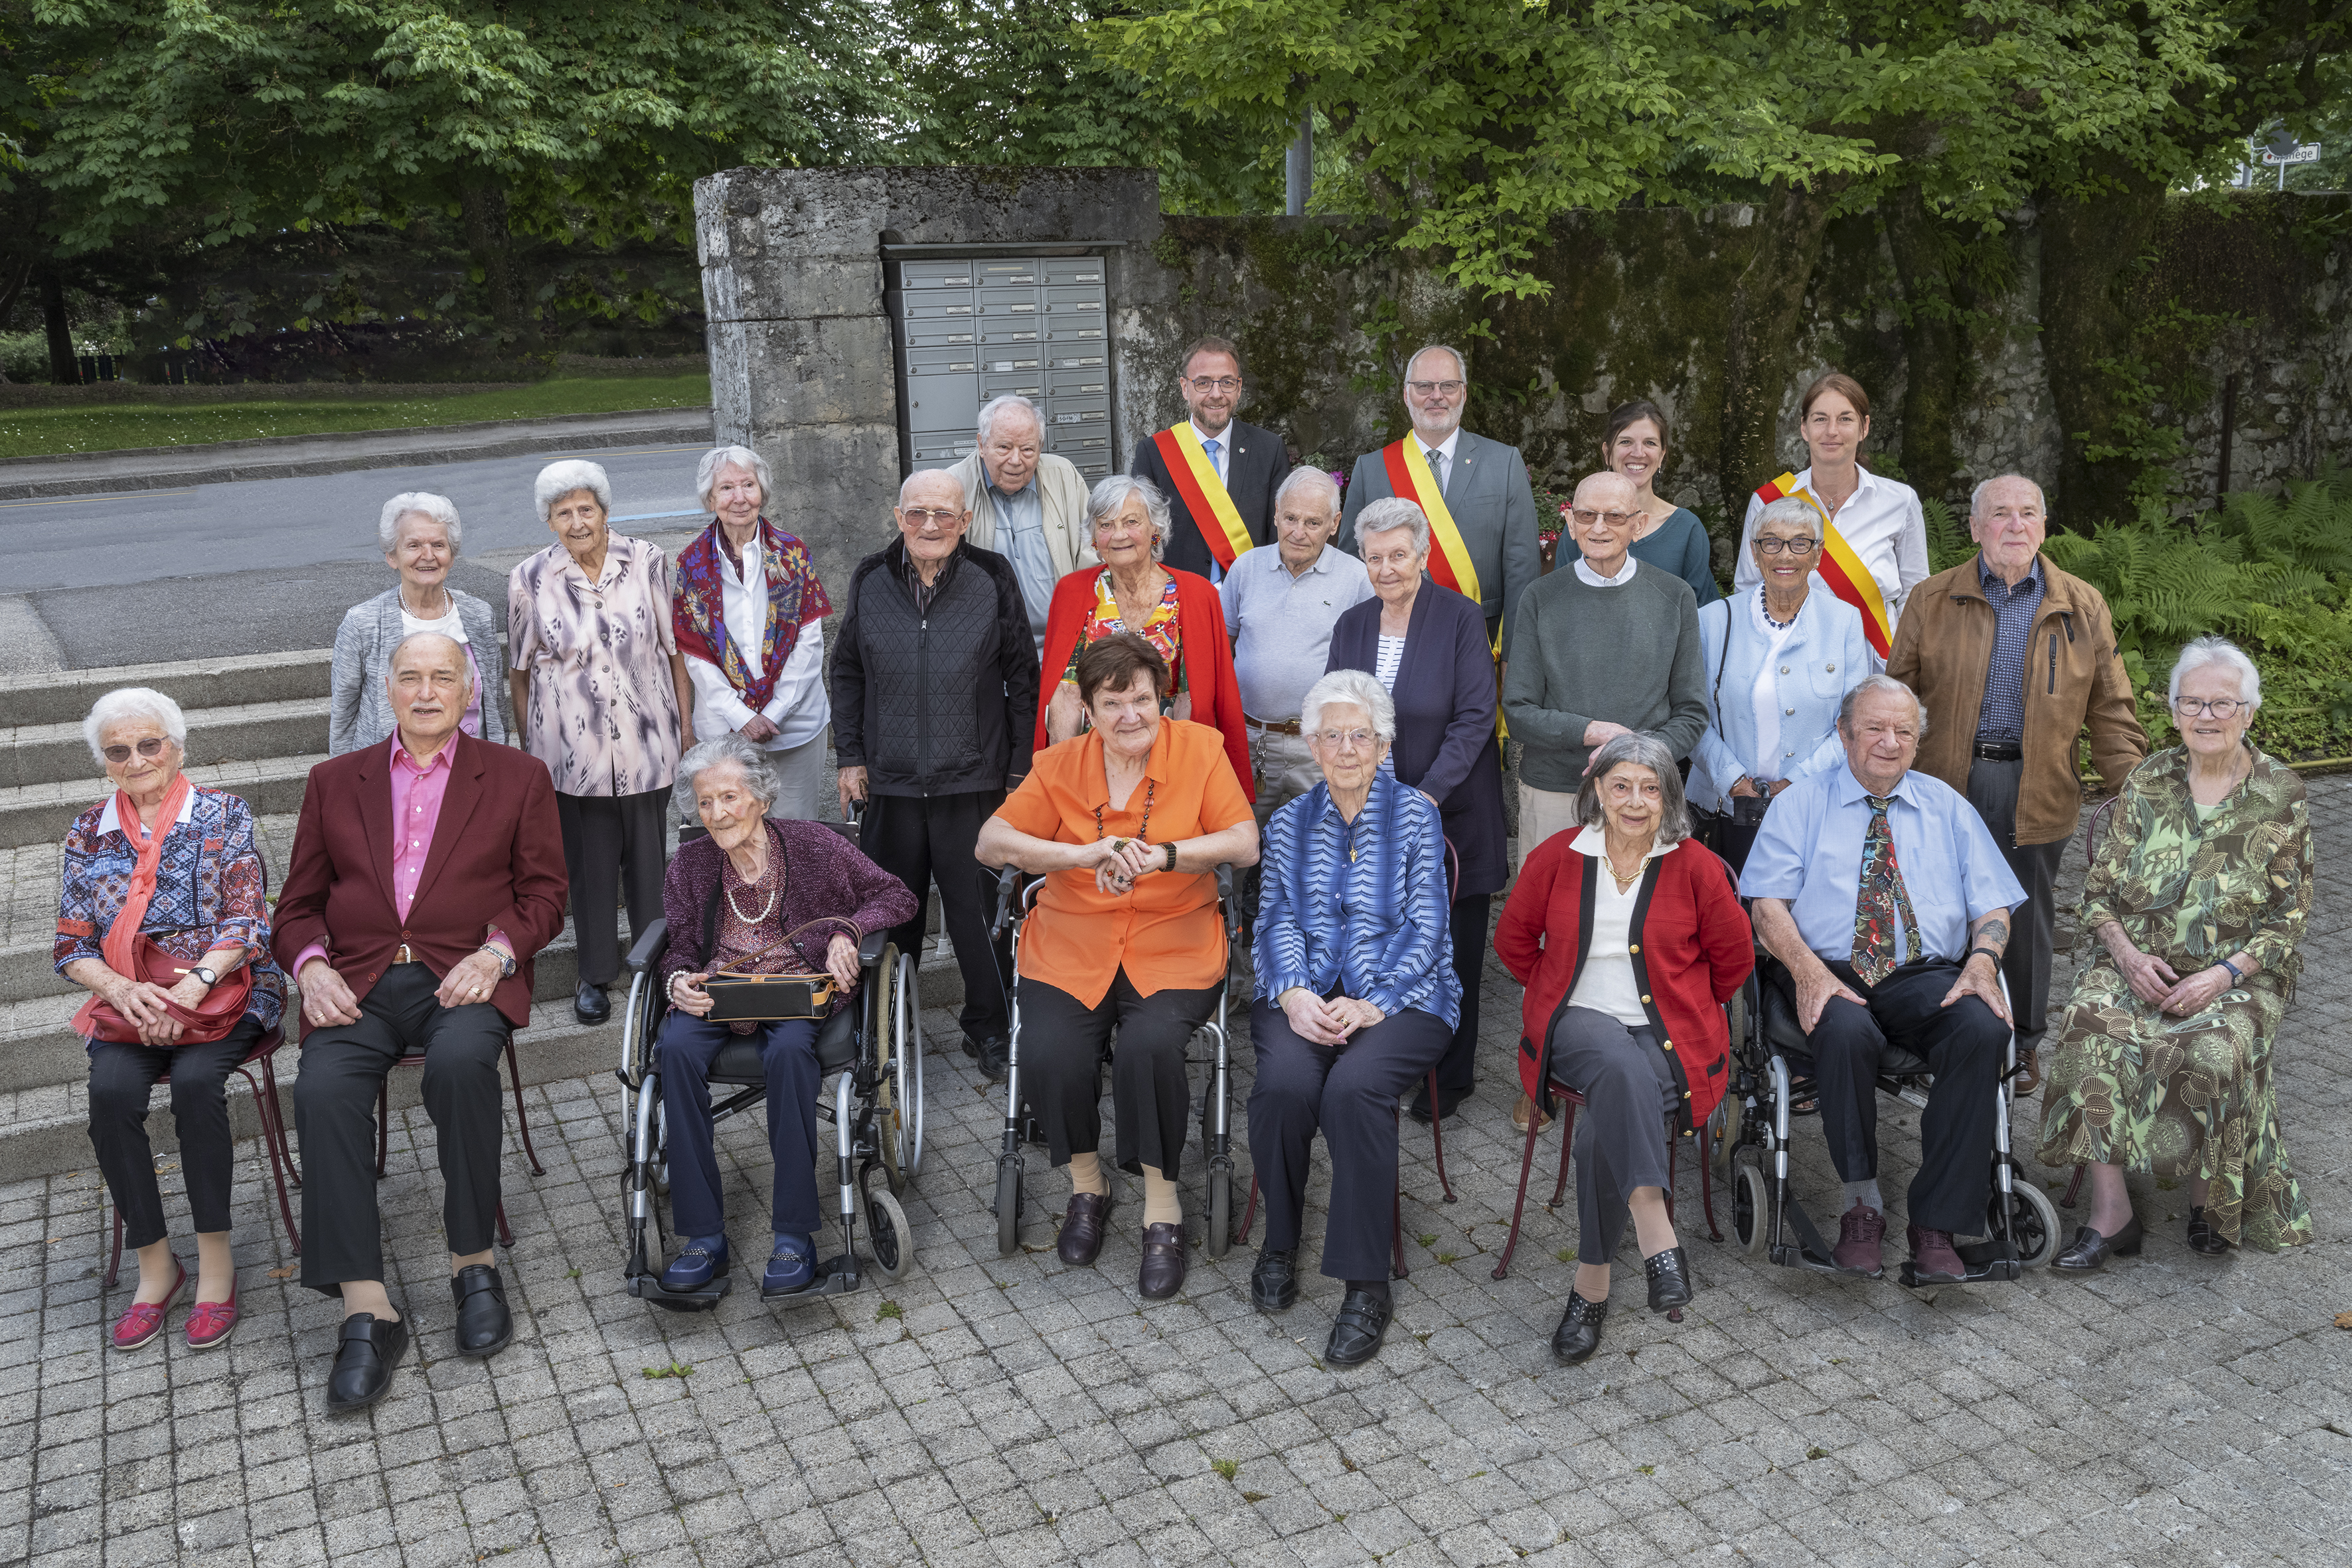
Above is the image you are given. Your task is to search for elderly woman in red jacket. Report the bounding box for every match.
[1038,475,1253,801]
[1496,731,1751,1366]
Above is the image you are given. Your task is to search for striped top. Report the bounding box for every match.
[1252,773,1460,1026]
[1974,554,2045,743]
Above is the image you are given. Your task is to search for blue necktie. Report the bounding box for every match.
[1203,436,1221,479]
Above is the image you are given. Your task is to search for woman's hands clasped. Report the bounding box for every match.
[669,933,862,1016]
[1279,988,1385,1048]
[1075,835,1162,895]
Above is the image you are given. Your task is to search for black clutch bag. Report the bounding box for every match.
[695,919,848,1022]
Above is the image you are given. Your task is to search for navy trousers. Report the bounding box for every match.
[656,1013,822,1238]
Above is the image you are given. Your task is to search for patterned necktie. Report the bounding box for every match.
[1851,793,1922,985]
[1424,448,1445,497]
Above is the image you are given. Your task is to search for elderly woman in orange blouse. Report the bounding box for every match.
[977,632,1259,1302]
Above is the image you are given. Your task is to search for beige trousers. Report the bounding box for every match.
[1517,780,1584,872]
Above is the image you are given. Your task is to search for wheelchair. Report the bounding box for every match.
[614,821,925,1311]
[1718,951,2060,1287]
[985,862,1244,1258]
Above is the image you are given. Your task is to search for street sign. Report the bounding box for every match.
[2260,143,2322,167]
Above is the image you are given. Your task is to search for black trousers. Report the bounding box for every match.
[1427,894,1492,1096]
[1770,957,2006,1235]
[87,1017,262,1249]
[858,789,1010,1042]
[292,964,509,1295]
[1017,968,1221,1175]
[1248,1001,1449,1280]
[557,787,667,988]
[1964,757,2069,1052]
[1547,1008,1678,1266]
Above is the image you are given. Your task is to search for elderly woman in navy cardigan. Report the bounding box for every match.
[1324,497,1507,1126]
[1248,668,1458,1369]
[1496,732,1751,1364]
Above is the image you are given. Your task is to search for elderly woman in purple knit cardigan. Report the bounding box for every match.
[654,732,916,1297]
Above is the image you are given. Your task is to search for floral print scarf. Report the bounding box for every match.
[674,517,831,712]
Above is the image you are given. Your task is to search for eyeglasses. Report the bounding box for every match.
[102,737,170,764]
[2173,697,2246,718]
[1405,379,1466,397]
[1312,728,1379,750]
[1185,376,1241,394]
[1569,509,1635,528]
[900,507,963,526]
[1755,536,1820,556]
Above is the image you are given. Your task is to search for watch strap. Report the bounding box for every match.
[2218,957,2243,984]
[1966,945,2003,969]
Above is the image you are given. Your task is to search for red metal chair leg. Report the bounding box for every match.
[250,1066,302,1255]
[1548,1098,1578,1208]
[495,1201,514,1249]
[2061,1164,2086,1209]
[1239,1174,1258,1245]
[1490,1109,1547,1281]
[505,1038,544,1177]
[1424,1069,1456,1204]
[228,1063,291,1260]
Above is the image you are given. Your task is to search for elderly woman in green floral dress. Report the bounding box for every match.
[2039,636,2313,1269]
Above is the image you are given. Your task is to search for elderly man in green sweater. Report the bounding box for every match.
[1503,471,1710,866]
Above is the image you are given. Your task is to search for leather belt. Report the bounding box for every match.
[1245,714,1302,736]
[1972,741,2023,761]
[392,943,418,965]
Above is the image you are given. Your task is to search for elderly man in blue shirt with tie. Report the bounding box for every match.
[1741,672,2027,1284]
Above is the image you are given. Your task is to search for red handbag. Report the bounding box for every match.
[73,937,252,1047]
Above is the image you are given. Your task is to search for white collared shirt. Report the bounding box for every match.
[1567,831,1675,1026]
[682,542,830,751]
[97,786,199,840]
[1735,465,1930,638]
[1573,552,1640,589]
[1415,427,1463,495]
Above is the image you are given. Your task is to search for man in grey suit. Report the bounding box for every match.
[946,395,1097,651]
[1340,345,1542,652]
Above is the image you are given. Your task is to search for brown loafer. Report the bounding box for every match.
[2013,1048,2041,1096]
[1511,1092,1552,1135]
[1057,1191,1111,1267]
[1137,1221,1187,1299]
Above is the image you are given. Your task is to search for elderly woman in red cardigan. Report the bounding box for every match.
[1038,475,1253,801]
[1496,731,1751,1365]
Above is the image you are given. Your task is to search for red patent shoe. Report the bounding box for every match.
[110,1256,188,1352]
[185,1279,240,1351]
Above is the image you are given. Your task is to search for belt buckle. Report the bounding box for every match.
[394,943,414,965]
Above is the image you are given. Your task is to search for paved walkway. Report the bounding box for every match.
[8,781,2349,1567]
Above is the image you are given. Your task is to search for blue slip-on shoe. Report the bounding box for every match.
[762,1233,817,1296]
[661,1235,730,1291]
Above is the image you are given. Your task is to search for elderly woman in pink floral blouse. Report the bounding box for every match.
[509,459,698,1026]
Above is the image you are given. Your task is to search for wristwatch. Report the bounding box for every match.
[1966,945,2003,970]
[479,943,516,978]
[189,965,218,987]
[1164,841,1178,873]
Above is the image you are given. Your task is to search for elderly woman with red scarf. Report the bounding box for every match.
[674,445,834,822]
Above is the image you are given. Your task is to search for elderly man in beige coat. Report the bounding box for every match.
[946,394,1096,653]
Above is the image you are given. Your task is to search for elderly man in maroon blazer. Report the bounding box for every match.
[274,631,567,1413]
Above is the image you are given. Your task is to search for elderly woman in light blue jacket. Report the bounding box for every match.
[329,492,510,756]
[1689,497,1870,870]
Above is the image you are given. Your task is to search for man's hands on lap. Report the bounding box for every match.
[1941,953,2013,1025]
[1794,961,1867,1034]
[299,959,363,1030]
[435,950,505,1010]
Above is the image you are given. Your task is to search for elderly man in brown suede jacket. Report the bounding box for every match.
[1887,474,2146,1087]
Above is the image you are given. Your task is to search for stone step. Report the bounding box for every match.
[2,696,329,792]
[0,647,332,732]
[0,753,321,849]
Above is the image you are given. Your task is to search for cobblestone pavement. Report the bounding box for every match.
[7,782,2350,1568]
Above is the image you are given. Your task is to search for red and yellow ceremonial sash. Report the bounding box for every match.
[1379,440,1483,609]
[1755,472,1893,658]
[1152,422,1256,570]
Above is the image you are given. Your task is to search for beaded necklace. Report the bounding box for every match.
[1093,776,1156,846]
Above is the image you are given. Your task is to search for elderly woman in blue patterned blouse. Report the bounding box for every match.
[1245,666,1458,1368]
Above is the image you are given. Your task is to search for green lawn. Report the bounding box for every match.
[0,372,712,460]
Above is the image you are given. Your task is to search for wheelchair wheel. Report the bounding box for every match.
[1998,1168,2063,1268]
[866,1186,913,1282]
[1205,1164,1232,1260]
[1708,1091,1743,1176]
[898,953,924,1180]
[1732,1151,1769,1257]
[994,1158,1022,1255]
[873,943,909,1196]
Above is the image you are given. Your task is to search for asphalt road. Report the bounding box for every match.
[1,441,716,669]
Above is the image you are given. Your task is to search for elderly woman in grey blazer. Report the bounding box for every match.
[329,493,510,756]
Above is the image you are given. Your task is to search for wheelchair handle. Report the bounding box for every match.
[990,865,1023,941]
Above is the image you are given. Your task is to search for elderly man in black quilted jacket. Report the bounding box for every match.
[831,469,1042,1077]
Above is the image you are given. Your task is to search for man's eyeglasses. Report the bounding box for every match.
[1405,379,1465,397]
[2173,697,2247,718]
[102,737,170,764]
[900,507,962,527]
[1312,728,1379,750]
[1185,376,1241,394]
[1755,536,1820,556]
[1569,509,1635,528]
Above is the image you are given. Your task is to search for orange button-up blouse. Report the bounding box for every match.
[992,718,1252,1007]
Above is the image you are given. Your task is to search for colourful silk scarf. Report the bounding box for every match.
[672,518,832,713]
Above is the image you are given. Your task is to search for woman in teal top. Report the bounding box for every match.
[1604,399,1721,606]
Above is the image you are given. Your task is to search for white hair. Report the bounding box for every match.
[1838,672,1929,738]
[1356,497,1431,556]
[1753,496,1818,535]
[383,631,475,696]
[1300,668,1396,743]
[1274,466,1342,516]
[534,459,613,524]
[378,492,463,553]
[1403,344,1468,385]
[1970,473,2047,516]
[899,468,966,507]
[1085,475,1170,561]
[679,732,781,811]
[2168,635,2262,712]
[977,394,1043,445]
[695,445,772,514]
[84,687,187,765]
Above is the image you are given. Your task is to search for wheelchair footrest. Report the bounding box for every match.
[762,1255,861,1303]
[1901,1240,2019,1288]
[628,1273,731,1313]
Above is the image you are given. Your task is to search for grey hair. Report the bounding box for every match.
[678,732,781,811]
[1274,466,1342,516]
[1573,732,1692,846]
[1837,672,1929,738]
[378,492,463,553]
[1356,497,1431,556]
[977,394,1043,445]
[1299,668,1397,744]
[534,459,613,524]
[1970,473,2047,516]
[383,631,475,696]
[84,687,187,766]
[2167,635,2262,713]
[898,467,967,507]
[695,445,772,513]
[1403,344,1468,386]
[1752,496,1818,536]
[1085,475,1170,561]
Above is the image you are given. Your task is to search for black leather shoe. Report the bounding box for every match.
[1324,1289,1392,1367]
[1407,1085,1470,1125]
[1644,1245,1694,1313]
[450,1265,512,1358]
[1551,1293,1608,1365]
[325,1312,410,1412]
[2186,1207,2232,1256]
[1057,1192,1110,1267]
[969,1036,1010,1082]
[1137,1221,1187,1299]
[574,981,610,1025]
[1250,1247,1298,1314]
[2053,1216,2144,1273]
